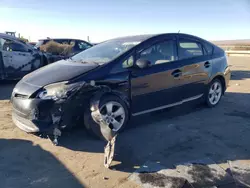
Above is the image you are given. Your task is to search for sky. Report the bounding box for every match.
[0,0,250,42]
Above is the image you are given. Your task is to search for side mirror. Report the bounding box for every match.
[136,59,151,69]
[28,49,33,53]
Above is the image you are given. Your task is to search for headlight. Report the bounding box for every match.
[37,81,85,100]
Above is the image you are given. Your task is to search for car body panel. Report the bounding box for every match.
[177,55,212,100]
[130,61,184,113]
[3,50,43,79]
[22,60,99,87]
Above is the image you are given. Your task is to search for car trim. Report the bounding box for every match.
[132,94,203,116]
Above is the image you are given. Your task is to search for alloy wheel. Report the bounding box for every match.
[208,81,222,105]
[100,101,125,132]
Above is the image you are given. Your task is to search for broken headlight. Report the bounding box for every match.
[37,81,85,100]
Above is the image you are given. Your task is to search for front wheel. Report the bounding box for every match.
[205,79,223,107]
[84,95,129,141]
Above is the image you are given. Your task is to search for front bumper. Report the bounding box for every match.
[12,112,40,132]
[12,96,56,133]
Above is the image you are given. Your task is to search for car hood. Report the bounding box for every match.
[21,59,99,87]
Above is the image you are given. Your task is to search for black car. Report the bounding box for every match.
[11,33,231,142]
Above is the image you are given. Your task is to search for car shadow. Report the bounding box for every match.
[231,70,250,80]
[0,80,17,100]
[0,138,85,188]
[58,91,250,187]
[59,100,204,153]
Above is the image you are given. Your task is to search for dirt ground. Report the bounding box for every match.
[1,56,250,188]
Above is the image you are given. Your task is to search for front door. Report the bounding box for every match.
[131,38,184,115]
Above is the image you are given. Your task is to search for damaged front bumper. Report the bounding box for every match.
[12,96,60,133]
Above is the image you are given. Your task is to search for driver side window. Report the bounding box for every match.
[138,40,176,65]
[2,39,28,52]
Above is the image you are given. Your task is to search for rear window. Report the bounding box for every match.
[203,42,214,55]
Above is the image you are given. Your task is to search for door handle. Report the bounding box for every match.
[204,61,211,68]
[171,69,182,78]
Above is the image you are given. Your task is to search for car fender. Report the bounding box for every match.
[89,85,130,112]
[208,72,225,83]
[86,85,130,141]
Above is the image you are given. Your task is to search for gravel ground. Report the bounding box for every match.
[0,56,250,188]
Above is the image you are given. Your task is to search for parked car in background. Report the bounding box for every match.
[35,38,93,56]
[11,33,231,143]
[0,35,93,80]
[0,33,48,80]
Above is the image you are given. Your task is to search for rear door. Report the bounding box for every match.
[131,36,184,115]
[176,36,212,100]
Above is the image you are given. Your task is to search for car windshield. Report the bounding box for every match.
[35,40,44,49]
[71,36,149,64]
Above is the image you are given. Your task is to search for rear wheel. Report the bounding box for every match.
[205,79,223,107]
[84,95,129,141]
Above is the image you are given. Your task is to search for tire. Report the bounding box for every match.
[205,79,223,107]
[84,95,129,141]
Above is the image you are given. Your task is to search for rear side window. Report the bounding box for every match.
[203,42,213,55]
[139,40,177,65]
[178,39,203,59]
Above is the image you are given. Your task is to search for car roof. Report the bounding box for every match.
[38,38,88,41]
[0,33,19,41]
[110,34,156,41]
[105,33,211,44]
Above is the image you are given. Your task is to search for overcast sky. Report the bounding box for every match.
[1,0,250,42]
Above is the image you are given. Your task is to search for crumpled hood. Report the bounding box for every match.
[22,59,99,87]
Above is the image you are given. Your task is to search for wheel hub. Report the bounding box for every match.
[105,115,114,124]
[100,101,125,132]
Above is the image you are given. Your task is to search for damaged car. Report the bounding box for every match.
[11,33,231,144]
[0,33,48,80]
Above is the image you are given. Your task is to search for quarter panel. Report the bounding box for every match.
[210,55,228,81]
